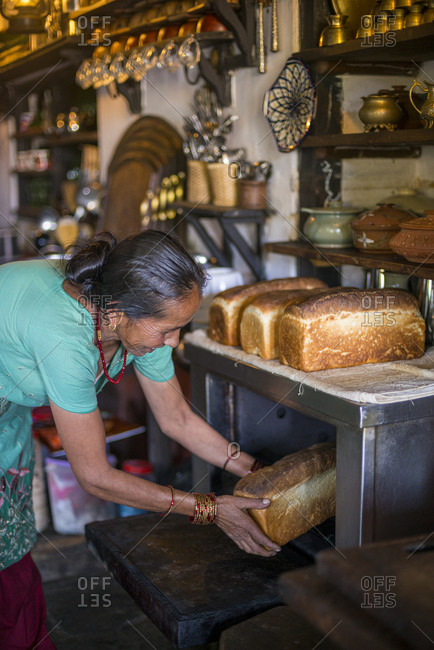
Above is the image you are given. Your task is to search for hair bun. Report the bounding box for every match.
[65,232,116,292]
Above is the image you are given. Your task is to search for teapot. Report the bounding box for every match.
[409,80,434,128]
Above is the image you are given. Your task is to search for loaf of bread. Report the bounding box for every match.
[208,277,328,346]
[234,442,336,545]
[279,288,426,372]
[240,288,327,360]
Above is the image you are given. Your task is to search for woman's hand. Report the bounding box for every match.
[215,495,281,557]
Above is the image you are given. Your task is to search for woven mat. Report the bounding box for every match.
[184,330,434,405]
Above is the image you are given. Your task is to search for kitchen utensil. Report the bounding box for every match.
[196,14,228,32]
[271,0,279,51]
[178,35,201,68]
[404,3,425,26]
[359,93,403,132]
[389,211,434,264]
[351,203,418,252]
[319,14,354,46]
[263,58,316,152]
[331,0,377,35]
[302,206,362,248]
[257,0,266,74]
[380,188,433,216]
[391,7,407,29]
[238,180,267,209]
[409,80,434,128]
[424,0,434,22]
[158,40,181,72]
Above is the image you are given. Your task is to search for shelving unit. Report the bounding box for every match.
[174,201,269,280]
[268,1,434,284]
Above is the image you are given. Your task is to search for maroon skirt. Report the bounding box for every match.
[0,552,56,649]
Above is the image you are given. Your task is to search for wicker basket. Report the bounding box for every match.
[208,162,239,207]
[186,160,211,204]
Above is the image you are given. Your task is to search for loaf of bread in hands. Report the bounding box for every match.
[234,443,336,545]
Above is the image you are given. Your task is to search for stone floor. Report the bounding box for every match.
[32,528,218,650]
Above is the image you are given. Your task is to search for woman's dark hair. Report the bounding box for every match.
[64,230,207,319]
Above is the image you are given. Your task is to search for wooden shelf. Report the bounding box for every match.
[174,200,269,219]
[11,169,53,176]
[12,130,98,145]
[264,240,434,280]
[301,129,434,149]
[0,36,92,84]
[294,23,434,63]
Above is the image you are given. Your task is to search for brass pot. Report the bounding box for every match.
[359,94,403,132]
[391,7,407,29]
[404,3,424,26]
[424,0,434,22]
[319,14,354,46]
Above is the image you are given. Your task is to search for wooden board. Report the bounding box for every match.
[85,514,312,648]
[279,534,434,650]
[220,605,338,650]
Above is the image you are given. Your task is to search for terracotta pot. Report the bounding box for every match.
[389,211,434,264]
[351,203,418,252]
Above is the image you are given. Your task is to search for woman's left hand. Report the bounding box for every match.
[214,494,281,557]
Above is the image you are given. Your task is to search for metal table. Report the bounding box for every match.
[184,339,434,548]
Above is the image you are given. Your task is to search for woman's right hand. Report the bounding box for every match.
[215,494,281,557]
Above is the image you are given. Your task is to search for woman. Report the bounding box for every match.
[0,230,280,649]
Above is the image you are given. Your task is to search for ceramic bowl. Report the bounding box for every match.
[302,206,362,248]
[389,211,434,264]
[351,203,418,252]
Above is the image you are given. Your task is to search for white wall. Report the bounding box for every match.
[97,0,300,280]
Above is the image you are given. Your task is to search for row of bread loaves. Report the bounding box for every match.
[209,279,426,371]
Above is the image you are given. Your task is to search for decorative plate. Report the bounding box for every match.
[263,58,316,153]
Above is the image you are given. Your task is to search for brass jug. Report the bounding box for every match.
[409,80,434,128]
[319,14,354,46]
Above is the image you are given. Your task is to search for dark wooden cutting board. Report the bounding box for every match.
[85,514,313,648]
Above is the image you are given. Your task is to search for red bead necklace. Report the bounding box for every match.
[96,310,128,385]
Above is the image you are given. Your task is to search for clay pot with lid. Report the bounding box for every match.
[351,203,418,252]
[389,211,434,264]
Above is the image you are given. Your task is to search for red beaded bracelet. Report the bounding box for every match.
[159,485,175,516]
[248,459,266,473]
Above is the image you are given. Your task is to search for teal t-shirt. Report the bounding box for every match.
[0,259,175,569]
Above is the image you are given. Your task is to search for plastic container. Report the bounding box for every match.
[118,459,155,517]
[45,454,117,534]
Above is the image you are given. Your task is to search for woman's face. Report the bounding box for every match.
[117,288,201,356]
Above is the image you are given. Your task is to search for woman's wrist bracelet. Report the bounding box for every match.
[222,450,237,472]
[189,492,217,525]
[248,459,266,473]
[159,485,175,516]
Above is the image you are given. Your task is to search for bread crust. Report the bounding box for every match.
[240,288,328,359]
[234,443,336,545]
[279,288,426,372]
[208,277,328,346]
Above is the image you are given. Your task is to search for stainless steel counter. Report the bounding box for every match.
[184,337,434,548]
